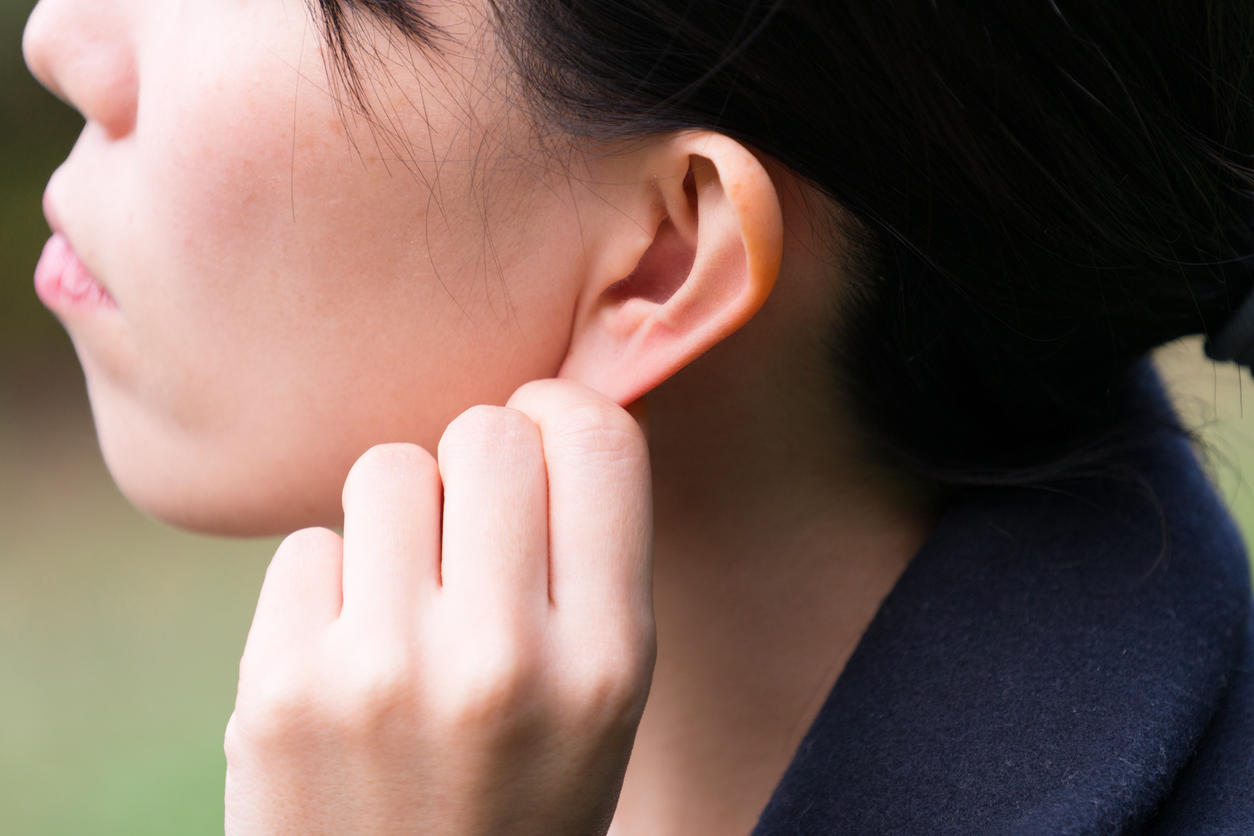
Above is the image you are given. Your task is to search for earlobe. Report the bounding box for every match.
[558,132,784,406]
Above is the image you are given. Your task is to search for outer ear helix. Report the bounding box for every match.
[666,131,784,344]
[557,130,785,407]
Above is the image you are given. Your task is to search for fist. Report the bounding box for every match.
[224,379,655,835]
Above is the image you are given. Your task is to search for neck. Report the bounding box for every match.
[609,348,936,835]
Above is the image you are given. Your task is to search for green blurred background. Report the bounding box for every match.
[2,2,1254,834]
[2,3,279,832]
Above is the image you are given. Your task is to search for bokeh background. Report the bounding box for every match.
[2,3,281,833]
[2,2,1254,834]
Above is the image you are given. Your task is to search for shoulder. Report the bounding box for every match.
[753,361,1254,834]
[1144,609,1254,833]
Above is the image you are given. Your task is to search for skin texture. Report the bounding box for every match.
[23,0,783,538]
[25,0,594,534]
[224,382,657,835]
[24,0,934,832]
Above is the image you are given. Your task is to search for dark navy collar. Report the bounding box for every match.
[752,361,1252,834]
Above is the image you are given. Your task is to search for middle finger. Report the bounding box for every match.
[437,405,550,623]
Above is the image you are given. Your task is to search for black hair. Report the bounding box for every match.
[315,0,1254,492]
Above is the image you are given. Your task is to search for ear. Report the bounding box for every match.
[557,132,784,406]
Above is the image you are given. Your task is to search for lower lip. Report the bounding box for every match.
[34,233,117,311]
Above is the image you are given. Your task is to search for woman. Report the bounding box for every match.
[22,0,1253,832]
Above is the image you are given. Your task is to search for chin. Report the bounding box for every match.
[94,427,345,539]
[107,467,326,538]
[81,379,351,538]
[121,480,342,538]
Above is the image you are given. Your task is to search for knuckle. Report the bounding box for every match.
[273,526,341,565]
[335,645,418,725]
[440,639,540,729]
[506,377,562,404]
[344,443,438,501]
[257,528,341,616]
[236,646,267,687]
[222,712,243,762]
[570,674,649,736]
[506,378,604,413]
[222,711,263,771]
[551,403,645,462]
[566,633,655,727]
[439,405,538,462]
[232,665,320,746]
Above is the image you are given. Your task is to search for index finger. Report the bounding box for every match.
[504,379,653,628]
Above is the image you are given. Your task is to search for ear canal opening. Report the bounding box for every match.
[605,214,697,306]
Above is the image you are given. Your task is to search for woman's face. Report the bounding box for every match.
[23,0,600,535]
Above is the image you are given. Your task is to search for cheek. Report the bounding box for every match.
[90,34,580,534]
[129,38,455,416]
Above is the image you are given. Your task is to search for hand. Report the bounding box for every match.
[223,379,655,835]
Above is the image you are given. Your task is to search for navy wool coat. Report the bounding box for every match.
[750,362,1254,835]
